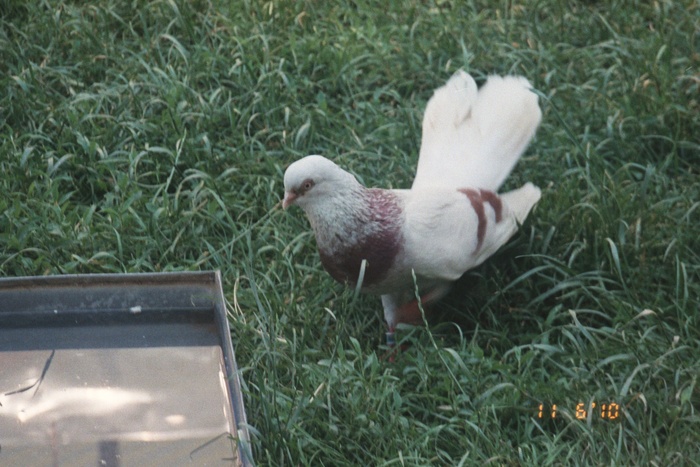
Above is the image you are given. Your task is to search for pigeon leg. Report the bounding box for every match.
[381,294,400,348]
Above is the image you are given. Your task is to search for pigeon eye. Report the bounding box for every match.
[301,179,315,192]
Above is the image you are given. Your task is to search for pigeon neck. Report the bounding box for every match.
[304,183,367,234]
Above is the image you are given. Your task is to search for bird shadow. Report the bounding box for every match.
[418,244,544,354]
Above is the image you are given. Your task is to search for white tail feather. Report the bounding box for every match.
[412,71,542,191]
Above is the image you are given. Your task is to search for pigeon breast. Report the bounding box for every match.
[314,188,404,290]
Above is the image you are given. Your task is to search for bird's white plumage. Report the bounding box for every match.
[413,71,542,191]
[283,70,543,334]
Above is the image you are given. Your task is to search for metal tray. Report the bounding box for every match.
[0,271,252,466]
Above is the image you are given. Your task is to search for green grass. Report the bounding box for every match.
[1,0,699,464]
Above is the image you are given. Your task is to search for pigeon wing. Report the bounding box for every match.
[400,183,541,282]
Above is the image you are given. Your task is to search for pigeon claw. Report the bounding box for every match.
[382,327,413,363]
[382,327,399,363]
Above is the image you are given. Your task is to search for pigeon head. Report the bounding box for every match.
[283,155,360,210]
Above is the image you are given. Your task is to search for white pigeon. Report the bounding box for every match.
[283,70,542,344]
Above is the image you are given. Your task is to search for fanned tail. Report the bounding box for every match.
[413,71,542,192]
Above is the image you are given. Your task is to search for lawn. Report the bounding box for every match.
[1,0,698,465]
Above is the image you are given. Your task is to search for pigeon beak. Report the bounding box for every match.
[282,191,297,209]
